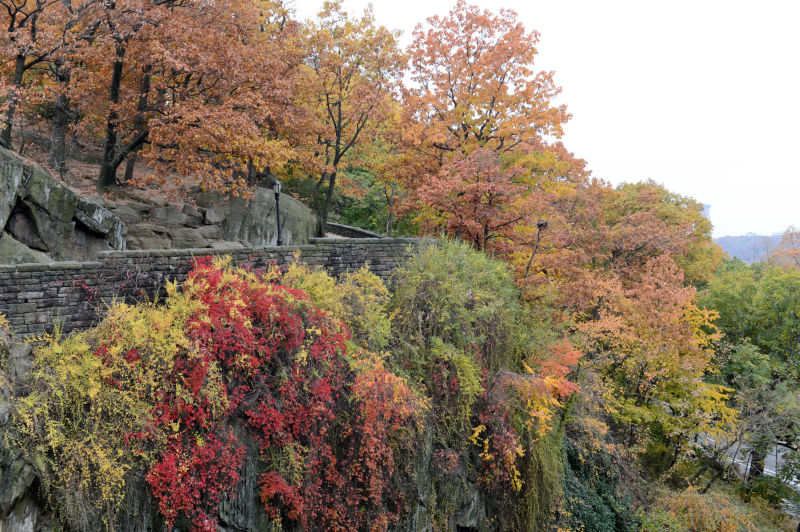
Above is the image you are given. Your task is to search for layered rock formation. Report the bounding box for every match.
[0,332,46,532]
[104,187,317,251]
[0,148,124,264]
[0,145,319,264]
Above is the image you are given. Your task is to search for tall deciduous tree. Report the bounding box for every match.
[408,148,549,252]
[299,0,404,233]
[770,226,800,269]
[405,0,568,165]
[0,0,64,148]
[64,0,300,192]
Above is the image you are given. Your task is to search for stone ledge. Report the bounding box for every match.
[98,244,320,259]
[325,222,387,239]
[0,261,103,273]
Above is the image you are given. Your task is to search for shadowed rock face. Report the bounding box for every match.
[0,147,125,264]
[0,338,40,532]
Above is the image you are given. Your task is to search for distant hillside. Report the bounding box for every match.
[714,233,782,263]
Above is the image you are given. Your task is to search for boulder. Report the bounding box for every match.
[125,223,172,249]
[0,233,52,264]
[0,151,24,231]
[181,204,204,227]
[198,224,222,240]
[127,235,171,250]
[127,223,169,237]
[152,205,196,227]
[204,207,227,225]
[223,188,318,246]
[119,188,168,207]
[168,227,209,249]
[0,146,126,263]
[194,189,226,209]
[108,204,143,225]
[75,198,125,250]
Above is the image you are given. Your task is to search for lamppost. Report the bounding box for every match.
[272,180,283,246]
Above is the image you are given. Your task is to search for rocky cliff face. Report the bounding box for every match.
[0,332,47,532]
[0,147,124,264]
[1,147,319,265]
[222,188,318,247]
[0,332,489,532]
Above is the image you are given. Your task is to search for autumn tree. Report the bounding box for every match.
[56,0,301,192]
[408,148,550,252]
[400,1,592,284]
[405,0,568,165]
[770,225,800,268]
[136,0,302,193]
[0,0,65,149]
[577,255,733,458]
[298,0,404,233]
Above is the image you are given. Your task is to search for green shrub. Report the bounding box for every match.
[281,258,391,351]
[560,436,638,532]
[641,488,756,532]
[390,238,537,374]
[390,239,570,530]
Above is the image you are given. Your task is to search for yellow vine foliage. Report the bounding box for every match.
[281,257,391,351]
[13,283,206,529]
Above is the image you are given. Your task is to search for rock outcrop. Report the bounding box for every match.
[1,146,319,262]
[0,332,47,532]
[107,187,318,251]
[223,188,318,246]
[0,147,125,263]
[0,233,51,265]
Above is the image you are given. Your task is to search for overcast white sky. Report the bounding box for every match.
[294,0,800,237]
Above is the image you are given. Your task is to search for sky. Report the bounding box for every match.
[293,0,800,237]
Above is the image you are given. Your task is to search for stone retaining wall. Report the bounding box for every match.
[0,237,429,336]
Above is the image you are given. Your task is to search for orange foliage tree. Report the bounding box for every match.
[0,0,60,148]
[400,0,593,280]
[770,225,800,268]
[404,0,567,165]
[295,0,404,233]
[62,0,302,192]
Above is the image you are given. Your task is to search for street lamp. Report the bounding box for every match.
[272,180,283,246]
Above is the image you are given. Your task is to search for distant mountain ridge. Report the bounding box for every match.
[714,233,782,263]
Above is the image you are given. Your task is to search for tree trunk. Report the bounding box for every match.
[50,63,71,175]
[748,447,766,482]
[384,183,395,236]
[123,150,138,183]
[98,45,126,190]
[123,65,151,183]
[320,171,336,236]
[1,55,27,149]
